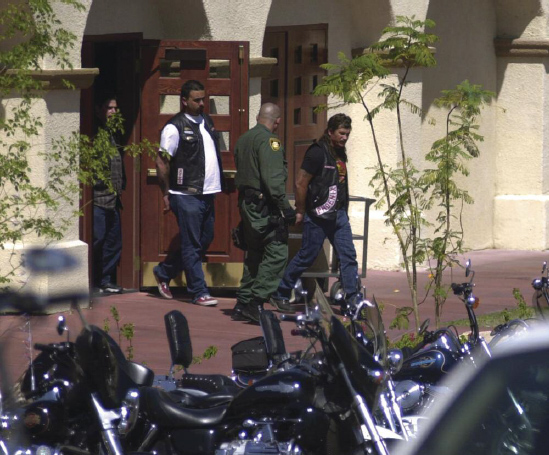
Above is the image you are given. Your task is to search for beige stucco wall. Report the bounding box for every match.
[493,0,549,250]
[13,0,547,290]
[0,1,92,297]
[265,0,500,270]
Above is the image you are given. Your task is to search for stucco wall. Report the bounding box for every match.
[422,0,498,253]
[47,0,549,279]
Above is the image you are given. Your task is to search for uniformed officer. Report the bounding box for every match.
[232,103,296,323]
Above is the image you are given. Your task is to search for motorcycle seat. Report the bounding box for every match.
[177,373,239,396]
[125,361,155,387]
[140,386,228,428]
[170,389,234,408]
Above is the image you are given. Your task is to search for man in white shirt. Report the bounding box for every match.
[153,80,224,306]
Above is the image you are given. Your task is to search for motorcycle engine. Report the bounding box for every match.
[23,401,65,437]
[394,380,451,414]
[394,380,425,413]
[216,440,302,455]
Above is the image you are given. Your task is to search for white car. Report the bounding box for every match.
[393,323,549,455]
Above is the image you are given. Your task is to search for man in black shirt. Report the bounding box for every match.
[270,113,359,309]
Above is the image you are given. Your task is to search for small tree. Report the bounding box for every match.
[423,81,495,326]
[315,16,493,330]
[0,0,155,285]
[314,16,437,329]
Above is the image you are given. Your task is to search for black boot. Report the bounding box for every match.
[242,298,264,323]
[231,301,248,321]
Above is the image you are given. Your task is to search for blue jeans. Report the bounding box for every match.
[93,205,122,287]
[155,194,215,299]
[275,210,358,299]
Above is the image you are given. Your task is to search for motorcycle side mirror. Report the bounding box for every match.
[57,315,67,336]
[387,348,404,375]
[465,259,475,283]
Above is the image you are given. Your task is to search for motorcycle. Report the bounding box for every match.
[121,285,400,455]
[0,249,155,455]
[391,260,492,430]
[531,260,549,320]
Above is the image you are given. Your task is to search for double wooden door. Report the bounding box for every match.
[140,40,249,288]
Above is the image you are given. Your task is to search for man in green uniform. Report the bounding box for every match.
[232,103,296,323]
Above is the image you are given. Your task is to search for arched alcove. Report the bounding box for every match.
[84,0,210,40]
[495,0,545,38]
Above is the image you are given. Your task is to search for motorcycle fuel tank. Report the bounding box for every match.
[226,367,317,419]
[397,348,459,382]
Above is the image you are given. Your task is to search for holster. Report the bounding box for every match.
[243,188,268,216]
[268,215,289,243]
[231,221,248,251]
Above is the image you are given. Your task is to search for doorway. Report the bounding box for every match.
[82,36,249,290]
[81,34,142,290]
[262,24,328,192]
[139,40,249,289]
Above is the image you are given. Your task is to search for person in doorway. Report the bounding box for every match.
[93,93,126,295]
[270,113,359,310]
[153,80,223,306]
[232,103,296,323]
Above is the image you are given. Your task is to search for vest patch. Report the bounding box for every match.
[270,138,281,151]
[315,185,338,216]
[177,168,184,185]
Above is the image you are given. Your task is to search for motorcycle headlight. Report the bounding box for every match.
[118,389,140,437]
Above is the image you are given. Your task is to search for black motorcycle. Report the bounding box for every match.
[122,288,399,455]
[391,260,493,431]
[0,249,155,455]
[2,312,157,455]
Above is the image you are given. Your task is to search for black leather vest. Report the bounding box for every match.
[167,112,224,194]
[306,141,348,220]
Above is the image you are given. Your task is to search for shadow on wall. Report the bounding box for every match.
[423,0,542,111]
[494,0,544,38]
[422,0,498,112]
[349,0,392,48]
[155,0,211,40]
[84,0,211,40]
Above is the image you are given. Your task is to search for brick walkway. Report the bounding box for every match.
[0,249,547,387]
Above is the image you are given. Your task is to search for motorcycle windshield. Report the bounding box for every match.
[313,282,385,408]
[361,296,388,369]
[313,283,387,366]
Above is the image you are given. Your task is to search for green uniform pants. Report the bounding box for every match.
[236,201,288,305]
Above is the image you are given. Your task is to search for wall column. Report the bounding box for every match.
[494,39,549,250]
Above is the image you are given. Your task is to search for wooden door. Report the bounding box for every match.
[140,40,248,288]
[262,26,330,286]
[262,25,328,192]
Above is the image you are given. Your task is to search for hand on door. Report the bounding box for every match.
[162,194,171,213]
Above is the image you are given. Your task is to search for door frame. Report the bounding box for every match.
[262,23,328,192]
[81,33,143,290]
[139,40,249,289]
